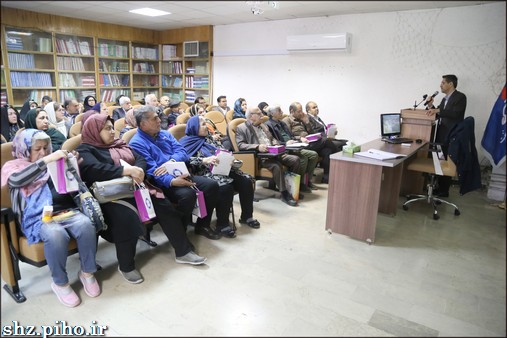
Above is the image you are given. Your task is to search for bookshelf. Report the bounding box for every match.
[1,20,213,108]
[98,38,130,103]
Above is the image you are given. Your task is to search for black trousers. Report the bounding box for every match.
[163,175,219,229]
[230,171,254,221]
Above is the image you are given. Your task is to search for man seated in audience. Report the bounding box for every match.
[159,96,170,110]
[166,100,182,128]
[284,102,339,184]
[210,95,230,116]
[144,93,166,128]
[266,104,320,192]
[306,101,347,151]
[129,105,222,240]
[113,96,132,122]
[41,95,53,109]
[194,96,208,110]
[63,98,82,133]
[236,107,300,206]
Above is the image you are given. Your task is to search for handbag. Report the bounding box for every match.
[191,185,207,218]
[91,176,135,204]
[66,158,107,233]
[134,182,156,222]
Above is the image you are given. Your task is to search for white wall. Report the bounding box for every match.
[212,2,506,163]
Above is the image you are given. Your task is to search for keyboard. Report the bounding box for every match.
[383,137,413,144]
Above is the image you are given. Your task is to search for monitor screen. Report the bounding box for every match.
[380,113,401,138]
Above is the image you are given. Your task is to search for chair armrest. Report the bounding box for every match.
[232,151,256,177]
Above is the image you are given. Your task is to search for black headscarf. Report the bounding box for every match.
[83,95,97,112]
[19,100,33,122]
[258,102,269,115]
[24,108,66,151]
[1,105,24,142]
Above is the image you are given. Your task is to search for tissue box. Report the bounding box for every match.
[342,143,361,154]
[267,145,286,154]
[306,133,322,142]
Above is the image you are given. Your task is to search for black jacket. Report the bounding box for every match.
[436,90,467,144]
[447,116,481,195]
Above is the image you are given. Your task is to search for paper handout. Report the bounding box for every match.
[354,149,407,161]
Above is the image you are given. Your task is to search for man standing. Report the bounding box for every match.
[426,74,467,197]
[210,95,230,116]
[112,96,132,122]
[236,107,300,206]
[129,105,222,240]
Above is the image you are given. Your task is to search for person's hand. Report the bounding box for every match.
[43,149,69,164]
[425,96,434,108]
[203,156,218,165]
[170,174,195,187]
[426,108,439,117]
[70,150,83,165]
[212,133,222,141]
[258,144,268,152]
[287,140,296,145]
[300,137,309,144]
[153,165,168,176]
[123,166,145,184]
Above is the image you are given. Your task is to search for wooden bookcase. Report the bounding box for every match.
[0,7,213,108]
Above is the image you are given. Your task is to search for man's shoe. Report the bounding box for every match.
[281,194,298,207]
[216,225,237,238]
[239,218,260,229]
[195,226,222,240]
[175,251,207,265]
[308,182,319,190]
[321,175,329,184]
[299,184,312,193]
[118,267,144,284]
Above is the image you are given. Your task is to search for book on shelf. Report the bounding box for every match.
[162,45,177,60]
[354,149,407,161]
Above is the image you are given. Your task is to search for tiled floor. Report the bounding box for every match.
[1,182,505,337]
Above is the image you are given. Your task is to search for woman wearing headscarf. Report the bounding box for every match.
[23,108,66,151]
[1,105,24,142]
[44,101,68,138]
[1,129,100,307]
[232,98,247,120]
[19,99,36,122]
[180,115,260,236]
[119,108,136,139]
[77,114,205,284]
[83,95,97,112]
[258,102,269,116]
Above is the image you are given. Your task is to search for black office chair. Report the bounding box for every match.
[402,118,460,220]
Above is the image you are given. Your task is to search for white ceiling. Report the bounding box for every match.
[1,1,498,31]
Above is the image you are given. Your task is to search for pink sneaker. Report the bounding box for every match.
[78,271,101,297]
[51,283,80,307]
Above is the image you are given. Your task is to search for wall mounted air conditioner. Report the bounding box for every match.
[286,33,351,52]
[184,41,199,57]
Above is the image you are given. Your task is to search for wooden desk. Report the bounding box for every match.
[325,139,426,243]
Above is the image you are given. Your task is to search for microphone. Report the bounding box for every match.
[424,91,439,105]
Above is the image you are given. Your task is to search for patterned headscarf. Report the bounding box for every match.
[179,115,217,157]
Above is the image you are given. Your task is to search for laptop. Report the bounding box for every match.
[380,113,413,144]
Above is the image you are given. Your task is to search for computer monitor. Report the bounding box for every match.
[380,113,401,138]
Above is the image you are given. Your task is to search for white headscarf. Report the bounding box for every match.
[44,102,68,138]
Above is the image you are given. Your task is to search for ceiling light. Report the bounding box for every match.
[129,8,171,17]
[7,31,32,36]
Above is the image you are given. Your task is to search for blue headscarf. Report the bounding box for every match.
[233,98,246,119]
[179,116,216,157]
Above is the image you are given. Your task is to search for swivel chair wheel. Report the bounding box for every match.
[433,213,440,220]
[402,205,408,211]
[454,209,460,216]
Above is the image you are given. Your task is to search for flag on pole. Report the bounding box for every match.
[481,83,506,167]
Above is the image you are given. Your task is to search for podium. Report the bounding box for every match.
[399,108,436,195]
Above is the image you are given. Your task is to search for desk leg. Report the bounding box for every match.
[325,159,382,243]
[378,164,403,215]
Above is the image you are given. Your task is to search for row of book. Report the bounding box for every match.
[132,47,158,60]
[162,91,183,101]
[161,61,183,74]
[101,89,130,103]
[30,90,57,103]
[133,75,159,87]
[10,72,53,87]
[161,75,182,88]
[99,60,129,72]
[98,43,129,58]
[55,38,92,56]
[8,53,35,69]
[185,90,196,102]
[1,91,7,106]
[59,89,96,102]
[132,90,157,101]
[185,76,209,89]
[162,45,177,60]
[57,56,87,71]
[99,74,130,87]
[133,63,156,73]
[59,74,96,88]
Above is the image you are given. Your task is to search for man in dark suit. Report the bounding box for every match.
[112,96,132,122]
[426,74,467,197]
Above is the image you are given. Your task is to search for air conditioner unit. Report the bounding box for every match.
[286,33,351,52]
[184,41,199,57]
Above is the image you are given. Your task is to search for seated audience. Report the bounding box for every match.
[180,115,260,234]
[89,101,109,115]
[210,95,230,116]
[119,108,137,139]
[189,103,206,117]
[167,100,182,128]
[44,101,68,138]
[113,96,132,122]
[266,104,319,192]
[63,98,82,132]
[284,102,339,184]
[78,114,206,282]
[1,129,100,307]
[19,100,38,122]
[115,94,125,106]
[232,98,247,120]
[83,95,97,112]
[159,96,170,110]
[1,105,24,142]
[24,108,66,151]
[194,96,208,109]
[305,101,347,151]
[128,106,222,240]
[258,102,269,116]
[41,95,53,109]
[236,107,300,206]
